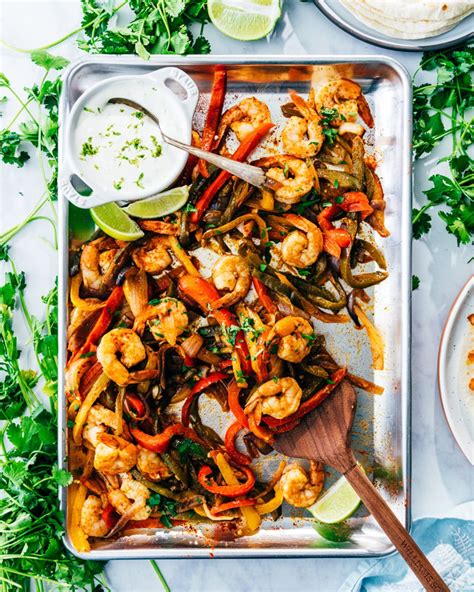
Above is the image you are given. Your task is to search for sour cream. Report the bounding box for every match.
[74,100,172,194]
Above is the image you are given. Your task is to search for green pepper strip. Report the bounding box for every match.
[131,469,184,502]
[188,396,223,447]
[317,169,361,191]
[352,238,387,270]
[340,219,389,289]
[285,273,346,311]
[161,450,189,487]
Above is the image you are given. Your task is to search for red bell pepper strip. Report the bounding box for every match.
[178,275,253,376]
[79,360,102,400]
[252,277,277,315]
[340,191,374,220]
[199,66,226,178]
[211,498,256,515]
[263,368,347,427]
[102,504,119,530]
[70,286,124,363]
[228,380,249,428]
[198,464,256,498]
[224,421,252,466]
[181,371,228,427]
[248,413,274,443]
[130,423,202,454]
[126,517,164,529]
[124,392,147,420]
[190,122,274,223]
[322,228,352,259]
[317,204,340,232]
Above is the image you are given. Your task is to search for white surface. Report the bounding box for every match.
[438,276,474,465]
[0,1,473,591]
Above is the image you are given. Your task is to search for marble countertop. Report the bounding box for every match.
[0,2,472,591]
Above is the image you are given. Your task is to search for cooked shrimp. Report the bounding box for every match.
[108,474,151,521]
[315,79,374,128]
[80,238,118,296]
[134,298,188,346]
[96,328,146,386]
[281,92,324,158]
[80,495,110,537]
[245,377,302,420]
[280,214,323,268]
[99,248,119,275]
[280,461,324,507]
[132,237,172,275]
[266,316,314,363]
[83,404,117,447]
[94,433,138,475]
[218,97,272,143]
[137,446,171,481]
[211,255,251,308]
[255,156,314,204]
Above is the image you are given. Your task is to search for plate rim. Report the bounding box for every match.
[314,0,474,52]
[437,274,474,466]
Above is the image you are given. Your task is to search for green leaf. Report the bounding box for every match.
[412,208,432,239]
[412,275,420,291]
[30,50,70,72]
[52,467,73,487]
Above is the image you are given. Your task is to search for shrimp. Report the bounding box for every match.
[83,404,117,447]
[280,461,324,508]
[99,248,119,275]
[218,97,272,143]
[315,79,374,128]
[255,155,314,204]
[80,238,119,296]
[96,328,146,386]
[132,237,172,275]
[245,377,302,420]
[108,474,151,521]
[280,213,323,268]
[137,445,171,481]
[211,255,251,308]
[134,297,188,346]
[94,433,138,475]
[80,495,110,537]
[266,316,314,363]
[281,92,324,158]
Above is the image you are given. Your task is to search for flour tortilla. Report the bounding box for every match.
[340,0,473,39]
[361,0,474,22]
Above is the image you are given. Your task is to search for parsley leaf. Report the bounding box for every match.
[412,275,420,291]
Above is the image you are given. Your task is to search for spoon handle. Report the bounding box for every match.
[344,464,449,592]
[162,133,267,189]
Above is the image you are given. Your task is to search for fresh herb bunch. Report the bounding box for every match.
[412,45,474,245]
[0,253,107,591]
[79,0,210,57]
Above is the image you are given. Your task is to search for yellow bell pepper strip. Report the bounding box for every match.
[68,482,90,552]
[212,452,261,531]
[72,372,110,445]
[255,487,284,515]
[70,273,106,312]
[168,236,201,276]
[353,304,384,370]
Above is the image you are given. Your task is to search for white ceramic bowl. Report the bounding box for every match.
[60,67,199,208]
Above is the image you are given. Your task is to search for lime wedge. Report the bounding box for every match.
[208,0,281,41]
[123,185,189,219]
[308,474,361,524]
[90,202,144,242]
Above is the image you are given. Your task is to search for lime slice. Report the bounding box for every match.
[123,185,189,219]
[90,202,144,241]
[208,0,281,41]
[308,474,361,524]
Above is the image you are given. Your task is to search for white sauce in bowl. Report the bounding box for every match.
[74,102,170,194]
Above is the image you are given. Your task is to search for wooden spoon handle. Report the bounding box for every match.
[344,464,448,592]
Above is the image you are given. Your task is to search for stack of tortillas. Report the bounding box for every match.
[340,0,474,39]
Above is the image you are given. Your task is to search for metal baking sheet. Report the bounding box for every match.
[58,55,412,559]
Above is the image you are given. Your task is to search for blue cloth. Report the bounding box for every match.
[339,517,474,591]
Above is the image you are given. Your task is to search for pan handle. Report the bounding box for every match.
[146,66,199,121]
[58,168,120,209]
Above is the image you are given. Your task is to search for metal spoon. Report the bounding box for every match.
[108,98,268,189]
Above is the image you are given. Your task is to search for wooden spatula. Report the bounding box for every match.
[273,380,448,592]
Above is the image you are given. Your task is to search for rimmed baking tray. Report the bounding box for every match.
[58,55,412,559]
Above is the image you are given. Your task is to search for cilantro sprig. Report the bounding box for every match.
[412,46,474,245]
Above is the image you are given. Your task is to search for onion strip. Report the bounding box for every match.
[72,373,110,445]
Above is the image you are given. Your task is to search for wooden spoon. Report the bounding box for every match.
[273,380,448,592]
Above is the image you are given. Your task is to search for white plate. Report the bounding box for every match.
[438,275,474,465]
[314,0,474,51]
